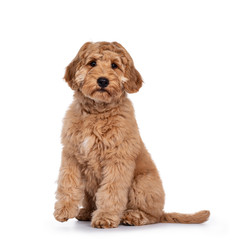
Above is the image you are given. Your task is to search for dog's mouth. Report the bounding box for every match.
[97,89,107,92]
[93,88,111,96]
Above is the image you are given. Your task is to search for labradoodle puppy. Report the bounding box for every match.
[54,42,210,228]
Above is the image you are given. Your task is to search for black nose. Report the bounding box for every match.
[97,77,109,88]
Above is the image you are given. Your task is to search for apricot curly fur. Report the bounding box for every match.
[54,41,210,228]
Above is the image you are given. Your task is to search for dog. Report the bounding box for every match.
[54,41,210,228]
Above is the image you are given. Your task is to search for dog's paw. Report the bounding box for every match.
[54,202,78,222]
[76,208,92,221]
[122,209,148,226]
[91,210,120,228]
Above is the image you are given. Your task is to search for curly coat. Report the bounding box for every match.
[54,42,210,228]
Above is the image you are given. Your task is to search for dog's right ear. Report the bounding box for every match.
[64,42,92,90]
[64,57,79,90]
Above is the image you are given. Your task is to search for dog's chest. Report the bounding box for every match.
[77,115,120,186]
[78,116,115,156]
[68,113,123,181]
[82,112,123,149]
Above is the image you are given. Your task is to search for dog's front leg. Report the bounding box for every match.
[54,149,84,222]
[91,156,135,228]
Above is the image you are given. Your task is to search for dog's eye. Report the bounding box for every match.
[89,61,96,67]
[111,63,118,69]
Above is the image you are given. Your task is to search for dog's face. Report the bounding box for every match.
[64,42,143,103]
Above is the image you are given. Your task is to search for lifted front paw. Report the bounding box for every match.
[91,210,120,228]
[54,202,78,222]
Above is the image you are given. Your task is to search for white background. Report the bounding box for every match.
[0,0,239,239]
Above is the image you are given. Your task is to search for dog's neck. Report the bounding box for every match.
[73,91,126,114]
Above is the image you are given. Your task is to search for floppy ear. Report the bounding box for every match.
[113,42,143,93]
[64,57,79,90]
[124,62,143,93]
[64,42,92,90]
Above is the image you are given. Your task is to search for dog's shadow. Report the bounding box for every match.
[73,220,208,233]
[74,220,163,232]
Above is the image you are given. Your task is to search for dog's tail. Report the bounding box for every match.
[160,210,210,224]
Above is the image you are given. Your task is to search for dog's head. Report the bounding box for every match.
[64,42,143,103]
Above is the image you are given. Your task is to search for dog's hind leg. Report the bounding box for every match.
[123,173,165,226]
[122,146,165,226]
[122,172,165,226]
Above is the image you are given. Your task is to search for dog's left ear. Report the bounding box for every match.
[112,42,143,93]
[123,61,143,93]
